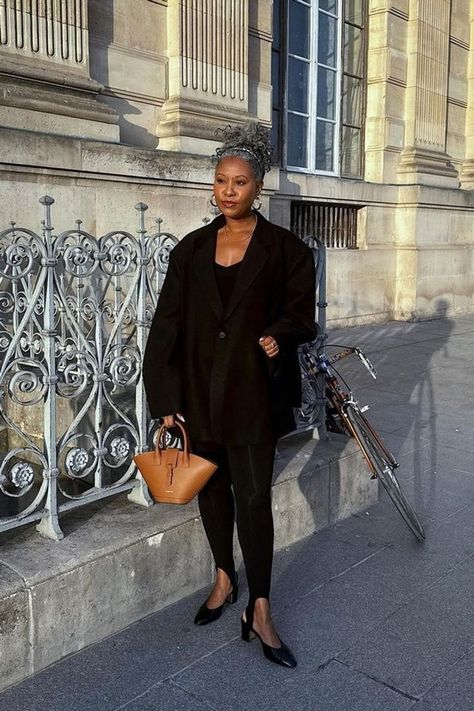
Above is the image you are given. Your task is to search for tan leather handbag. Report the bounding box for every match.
[133,421,218,504]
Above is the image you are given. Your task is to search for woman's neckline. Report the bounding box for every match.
[214,260,243,268]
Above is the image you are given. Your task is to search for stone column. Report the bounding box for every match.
[364,0,410,183]
[0,0,118,141]
[460,0,474,187]
[397,0,458,186]
[158,0,250,153]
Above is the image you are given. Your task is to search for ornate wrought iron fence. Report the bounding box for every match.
[0,196,179,539]
[0,198,326,540]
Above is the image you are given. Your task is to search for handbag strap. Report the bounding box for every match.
[155,420,191,466]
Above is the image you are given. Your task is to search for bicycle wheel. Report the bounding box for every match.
[344,404,425,542]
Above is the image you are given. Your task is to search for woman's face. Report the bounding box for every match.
[213,156,262,219]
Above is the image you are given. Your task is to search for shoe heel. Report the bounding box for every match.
[241,617,255,643]
[228,583,239,605]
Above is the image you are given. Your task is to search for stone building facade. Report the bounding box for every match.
[0,0,473,325]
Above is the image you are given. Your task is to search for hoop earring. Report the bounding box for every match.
[210,194,218,208]
[252,195,262,211]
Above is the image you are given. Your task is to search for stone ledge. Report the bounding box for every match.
[0,431,376,692]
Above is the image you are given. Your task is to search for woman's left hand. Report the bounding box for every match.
[259,335,280,358]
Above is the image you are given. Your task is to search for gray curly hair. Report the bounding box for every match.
[213,122,273,182]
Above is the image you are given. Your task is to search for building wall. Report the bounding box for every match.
[272,0,474,324]
[0,0,473,325]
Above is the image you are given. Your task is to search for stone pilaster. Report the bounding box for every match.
[158,0,250,153]
[397,0,458,186]
[460,0,474,187]
[0,0,118,141]
[364,0,409,183]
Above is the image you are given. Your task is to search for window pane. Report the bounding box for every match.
[345,0,364,26]
[272,50,280,107]
[288,57,309,113]
[273,0,281,49]
[342,75,362,126]
[344,24,363,77]
[289,0,310,58]
[341,126,362,177]
[317,67,336,120]
[319,0,337,13]
[315,120,334,171]
[287,114,308,167]
[318,13,338,68]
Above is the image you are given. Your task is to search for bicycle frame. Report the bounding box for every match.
[301,345,398,470]
[301,343,425,541]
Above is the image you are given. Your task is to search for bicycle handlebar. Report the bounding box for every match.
[302,343,377,379]
[354,348,377,379]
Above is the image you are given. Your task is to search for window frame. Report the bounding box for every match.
[339,3,368,179]
[272,0,367,178]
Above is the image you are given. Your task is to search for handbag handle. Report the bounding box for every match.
[155,420,191,467]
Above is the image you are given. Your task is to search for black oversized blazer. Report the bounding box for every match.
[142,211,318,445]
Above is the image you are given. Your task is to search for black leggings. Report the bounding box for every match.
[193,439,277,603]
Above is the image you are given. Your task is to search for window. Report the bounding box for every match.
[272,0,367,177]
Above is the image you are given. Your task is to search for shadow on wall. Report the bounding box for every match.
[88,0,159,149]
[104,97,159,149]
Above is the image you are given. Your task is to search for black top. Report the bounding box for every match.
[213,261,242,310]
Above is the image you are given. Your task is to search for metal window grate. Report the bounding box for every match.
[291,201,361,249]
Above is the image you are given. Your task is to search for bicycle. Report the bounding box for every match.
[300,342,426,542]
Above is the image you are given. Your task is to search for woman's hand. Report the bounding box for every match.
[162,413,184,427]
[259,336,280,358]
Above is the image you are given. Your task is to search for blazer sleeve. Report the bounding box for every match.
[142,248,183,419]
[263,238,319,350]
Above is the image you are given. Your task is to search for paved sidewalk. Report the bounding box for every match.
[1,315,474,711]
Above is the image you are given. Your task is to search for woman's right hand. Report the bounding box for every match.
[162,413,184,427]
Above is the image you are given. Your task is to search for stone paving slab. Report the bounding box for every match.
[412,648,474,711]
[337,547,474,699]
[398,478,474,521]
[334,508,474,609]
[260,660,416,711]
[396,441,474,478]
[118,681,214,711]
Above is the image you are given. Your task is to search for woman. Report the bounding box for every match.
[143,123,317,668]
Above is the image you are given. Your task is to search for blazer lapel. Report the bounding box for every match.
[224,212,270,321]
[192,212,272,323]
[193,218,224,322]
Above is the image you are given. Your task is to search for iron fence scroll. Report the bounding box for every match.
[0,197,178,539]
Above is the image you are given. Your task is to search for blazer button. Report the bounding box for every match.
[218,330,226,339]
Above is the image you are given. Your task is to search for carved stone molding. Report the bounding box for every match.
[0,0,89,72]
[0,0,119,141]
[158,0,250,152]
[398,0,458,185]
[180,0,247,101]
